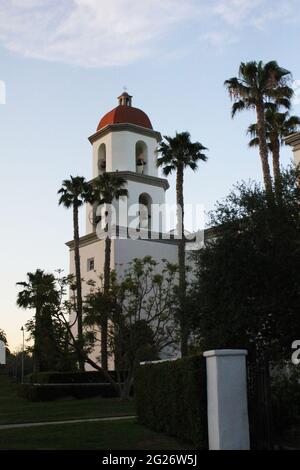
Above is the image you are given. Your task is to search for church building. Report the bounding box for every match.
[65,92,300,369]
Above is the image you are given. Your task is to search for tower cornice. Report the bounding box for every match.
[285,132,300,151]
[88,123,162,144]
[66,227,215,249]
[89,171,169,190]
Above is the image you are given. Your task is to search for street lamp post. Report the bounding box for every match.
[21,326,24,383]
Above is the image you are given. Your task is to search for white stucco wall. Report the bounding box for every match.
[85,179,167,234]
[114,238,178,273]
[294,146,300,167]
[115,238,181,360]
[69,239,111,295]
[69,236,187,369]
[69,238,115,370]
[292,132,300,166]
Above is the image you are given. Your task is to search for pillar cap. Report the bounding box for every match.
[203,349,248,358]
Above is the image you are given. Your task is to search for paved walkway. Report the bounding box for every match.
[0,415,136,430]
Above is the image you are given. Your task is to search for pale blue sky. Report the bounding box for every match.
[0,0,299,349]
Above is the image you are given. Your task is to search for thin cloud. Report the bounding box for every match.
[200,31,238,50]
[213,0,264,26]
[214,0,299,28]
[0,0,202,67]
[0,0,298,67]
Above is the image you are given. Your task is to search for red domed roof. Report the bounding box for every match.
[97,93,153,131]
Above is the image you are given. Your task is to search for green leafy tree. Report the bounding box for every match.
[6,349,34,380]
[248,107,300,196]
[89,172,128,370]
[19,271,118,384]
[156,131,207,356]
[58,176,91,370]
[84,257,178,398]
[25,311,77,372]
[191,166,300,359]
[16,269,60,372]
[225,61,293,194]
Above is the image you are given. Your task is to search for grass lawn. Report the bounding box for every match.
[0,373,193,450]
[0,373,135,425]
[0,420,193,450]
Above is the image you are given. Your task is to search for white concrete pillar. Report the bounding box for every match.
[203,349,250,450]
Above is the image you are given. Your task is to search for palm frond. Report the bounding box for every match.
[90,173,128,205]
[58,175,90,208]
[247,123,257,137]
[231,100,246,117]
[249,137,260,148]
[156,132,208,176]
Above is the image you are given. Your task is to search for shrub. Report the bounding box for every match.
[135,356,207,449]
[18,383,119,401]
[25,370,118,384]
[271,370,300,438]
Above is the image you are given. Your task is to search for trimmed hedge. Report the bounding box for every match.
[135,356,207,449]
[21,371,119,401]
[271,372,300,438]
[21,371,134,401]
[25,370,118,384]
[18,383,119,401]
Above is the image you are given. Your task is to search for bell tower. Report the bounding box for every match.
[66,92,179,370]
[118,91,132,107]
[86,92,169,234]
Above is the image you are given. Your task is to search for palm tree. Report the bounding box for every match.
[58,176,91,371]
[90,172,128,370]
[225,61,293,195]
[248,107,300,196]
[156,131,208,356]
[16,269,58,372]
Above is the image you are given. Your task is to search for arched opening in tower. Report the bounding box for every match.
[138,193,152,231]
[98,143,106,174]
[135,141,148,175]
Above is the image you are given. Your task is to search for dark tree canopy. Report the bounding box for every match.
[16,269,75,372]
[191,166,300,359]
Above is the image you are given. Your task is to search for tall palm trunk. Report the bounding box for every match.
[176,165,188,357]
[73,204,84,372]
[256,102,273,195]
[33,307,41,373]
[102,235,111,370]
[40,307,58,371]
[270,138,282,199]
